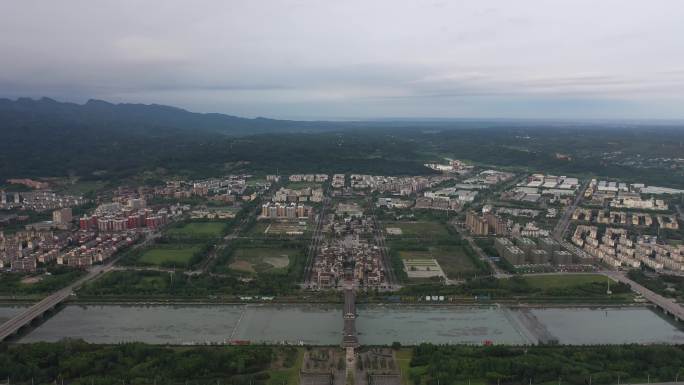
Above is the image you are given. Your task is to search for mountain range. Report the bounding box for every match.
[0,97,344,137]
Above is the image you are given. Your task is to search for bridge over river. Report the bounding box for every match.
[0,263,110,342]
[0,233,158,342]
[603,271,684,322]
[342,288,358,348]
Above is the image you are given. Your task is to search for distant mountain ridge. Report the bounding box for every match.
[0,97,372,180]
[0,97,343,136]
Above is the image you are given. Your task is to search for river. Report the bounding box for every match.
[10,304,684,345]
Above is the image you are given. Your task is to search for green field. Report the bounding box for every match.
[245,219,311,238]
[266,348,304,385]
[229,247,293,274]
[384,221,450,238]
[246,178,267,187]
[395,349,414,385]
[285,181,322,189]
[515,274,610,290]
[399,246,476,278]
[138,245,203,266]
[48,177,106,195]
[245,221,270,236]
[166,222,225,237]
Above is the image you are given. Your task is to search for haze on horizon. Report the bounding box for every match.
[1,0,684,120]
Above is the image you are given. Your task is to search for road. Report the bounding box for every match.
[303,197,330,287]
[0,232,158,342]
[553,181,589,242]
[603,270,684,321]
[371,214,398,289]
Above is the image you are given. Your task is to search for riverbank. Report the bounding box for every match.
[0,294,647,308]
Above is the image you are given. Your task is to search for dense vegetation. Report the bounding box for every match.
[408,344,684,385]
[628,269,684,302]
[2,98,684,188]
[474,238,517,273]
[4,340,684,384]
[0,339,286,385]
[0,266,84,296]
[397,275,632,302]
[77,268,301,298]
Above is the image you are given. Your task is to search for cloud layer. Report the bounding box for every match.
[1,0,683,119]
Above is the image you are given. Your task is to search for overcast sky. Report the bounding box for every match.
[1,0,684,120]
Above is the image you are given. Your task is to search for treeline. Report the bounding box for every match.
[474,238,516,273]
[419,126,684,188]
[3,98,684,189]
[628,269,684,302]
[0,266,84,296]
[1,123,434,181]
[5,114,684,187]
[77,268,301,298]
[0,339,277,384]
[397,275,631,299]
[409,343,684,385]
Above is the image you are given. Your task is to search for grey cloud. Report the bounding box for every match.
[1,0,683,119]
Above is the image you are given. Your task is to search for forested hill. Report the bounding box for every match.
[0,98,436,180]
[0,97,343,137]
[1,97,683,187]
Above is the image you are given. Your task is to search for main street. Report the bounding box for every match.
[303,196,330,287]
[370,202,399,289]
[553,181,589,241]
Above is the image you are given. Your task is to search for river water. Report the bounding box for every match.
[0,306,26,324]
[12,304,684,345]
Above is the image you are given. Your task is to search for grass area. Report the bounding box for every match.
[395,349,414,385]
[245,221,270,236]
[165,221,225,238]
[246,178,267,187]
[267,348,304,385]
[138,245,203,266]
[52,178,106,195]
[247,220,309,237]
[399,246,477,279]
[229,247,293,274]
[265,221,310,235]
[0,268,85,296]
[517,274,610,290]
[384,221,449,238]
[285,181,322,189]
